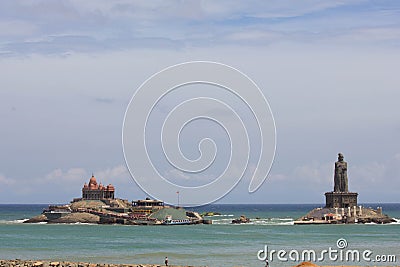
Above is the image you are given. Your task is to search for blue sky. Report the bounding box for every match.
[0,1,399,204]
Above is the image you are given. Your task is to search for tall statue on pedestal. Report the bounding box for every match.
[334,153,348,192]
[326,153,357,208]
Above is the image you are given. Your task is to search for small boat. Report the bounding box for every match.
[162,215,191,225]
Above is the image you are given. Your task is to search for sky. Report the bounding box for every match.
[0,0,399,204]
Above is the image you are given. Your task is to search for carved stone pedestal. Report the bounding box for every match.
[325,191,358,208]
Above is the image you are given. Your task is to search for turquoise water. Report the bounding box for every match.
[0,204,399,266]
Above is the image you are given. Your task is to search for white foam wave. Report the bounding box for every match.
[73,222,97,225]
[211,218,234,224]
[270,218,293,221]
[247,219,294,226]
[0,218,29,224]
[211,217,295,226]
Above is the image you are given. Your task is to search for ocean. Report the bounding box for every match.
[0,204,399,267]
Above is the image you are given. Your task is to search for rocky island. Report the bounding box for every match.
[24,175,209,225]
[231,215,251,224]
[294,153,395,225]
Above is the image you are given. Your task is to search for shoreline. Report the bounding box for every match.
[0,259,206,267]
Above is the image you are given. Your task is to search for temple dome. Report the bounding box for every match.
[89,176,97,184]
[88,175,98,189]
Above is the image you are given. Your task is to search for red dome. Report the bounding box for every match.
[88,175,98,190]
[89,176,97,184]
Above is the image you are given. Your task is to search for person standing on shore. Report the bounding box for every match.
[265,258,269,267]
[165,256,168,266]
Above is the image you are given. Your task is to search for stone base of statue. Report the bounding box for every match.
[325,191,358,208]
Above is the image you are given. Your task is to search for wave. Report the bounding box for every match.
[207,214,234,217]
[211,217,295,226]
[270,218,293,221]
[72,222,99,225]
[0,218,29,224]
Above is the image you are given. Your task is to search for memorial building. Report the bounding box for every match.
[81,175,115,200]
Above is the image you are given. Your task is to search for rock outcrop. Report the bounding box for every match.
[24,212,99,224]
[231,215,250,224]
[48,212,100,224]
[295,206,395,225]
[24,214,48,223]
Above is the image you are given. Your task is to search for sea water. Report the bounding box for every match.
[0,204,399,267]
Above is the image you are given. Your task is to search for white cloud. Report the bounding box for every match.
[95,165,130,184]
[164,169,191,181]
[0,174,16,186]
[0,20,37,37]
[351,162,386,186]
[163,169,216,185]
[328,26,400,45]
[225,30,282,43]
[41,166,131,187]
[350,154,400,201]
[45,168,87,182]
[1,1,399,56]
[0,165,139,203]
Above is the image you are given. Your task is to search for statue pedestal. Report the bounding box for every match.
[325,192,358,208]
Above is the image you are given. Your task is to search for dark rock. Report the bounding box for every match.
[232,215,250,224]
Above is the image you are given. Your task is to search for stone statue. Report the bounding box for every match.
[334,153,348,192]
